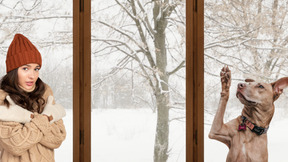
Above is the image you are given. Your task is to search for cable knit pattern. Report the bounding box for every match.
[0,121,43,156]
[32,113,66,149]
[0,84,66,162]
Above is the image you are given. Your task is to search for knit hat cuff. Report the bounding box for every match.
[6,49,42,73]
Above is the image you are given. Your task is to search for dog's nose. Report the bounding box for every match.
[238,83,245,89]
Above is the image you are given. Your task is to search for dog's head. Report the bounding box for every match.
[236,77,288,111]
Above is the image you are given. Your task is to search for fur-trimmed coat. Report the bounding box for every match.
[0,84,66,162]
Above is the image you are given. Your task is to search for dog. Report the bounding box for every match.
[209,66,288,162]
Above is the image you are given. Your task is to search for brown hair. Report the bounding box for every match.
[0,68,46,113]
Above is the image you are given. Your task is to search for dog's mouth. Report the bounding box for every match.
[236,92,257,105]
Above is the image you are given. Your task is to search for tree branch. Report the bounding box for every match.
[94,39,157,92]
[2,16,72,24]
[97,21,146,52]
[167,60,185,76]
[136,0,156,35]
[130,0,156,68]
[115,0,137,20]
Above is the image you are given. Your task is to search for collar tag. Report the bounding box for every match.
[238,123,246,131]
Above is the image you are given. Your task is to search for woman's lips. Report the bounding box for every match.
[26,81,34,86]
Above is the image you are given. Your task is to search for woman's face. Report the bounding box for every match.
[17,63,40,91]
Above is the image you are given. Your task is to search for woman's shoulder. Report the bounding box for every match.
[42,83,54,100]
[44,83,53,92]
[0,89,8,105]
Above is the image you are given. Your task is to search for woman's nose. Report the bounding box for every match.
[238,83,246,89]
[28,71,36,79]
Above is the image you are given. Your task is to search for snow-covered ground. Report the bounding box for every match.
[55,109,73,162]
[205,108,288,162]
[55,108,185,162]
[55,106,288,162]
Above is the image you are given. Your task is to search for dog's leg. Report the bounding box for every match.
[209,66,232,147]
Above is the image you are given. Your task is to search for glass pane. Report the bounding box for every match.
[205,0,288,161]
[92,0,186,161]
[0,1,72,161]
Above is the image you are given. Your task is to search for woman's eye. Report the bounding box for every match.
[259,85,264,89]
[35,68,40,71]
[23,67,28,71]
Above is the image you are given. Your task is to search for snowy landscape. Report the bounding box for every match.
[55,109,185,162]
[55,101,288,162]
[3,0,288,161]
[1,0,185,161]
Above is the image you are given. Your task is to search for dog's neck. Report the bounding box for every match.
[241,105,275,128]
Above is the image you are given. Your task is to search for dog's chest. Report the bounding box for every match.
[227,133,268,162]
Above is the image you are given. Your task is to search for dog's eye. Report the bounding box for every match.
[258,85,264,89]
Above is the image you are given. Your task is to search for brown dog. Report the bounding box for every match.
[209,66,288,162]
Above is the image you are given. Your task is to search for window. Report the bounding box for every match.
[1,0,199,161]
[91,0,186,161]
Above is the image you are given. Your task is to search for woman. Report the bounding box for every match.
[0,33,66,162]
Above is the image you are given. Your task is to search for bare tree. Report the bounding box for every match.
[92,0,185,161]
[1,0,185,160]
[204,0,288,117]
[205,0,288,81]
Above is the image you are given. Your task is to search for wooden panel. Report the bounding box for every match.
[73,0,80,161]
[83,0,91,161]
[193,0,204,161]
[73,0,91,161]
[187,0,204,162]
[186,0,193,161]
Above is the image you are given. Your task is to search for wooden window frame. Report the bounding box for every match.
[187,0,204,162]
[73,0,91,162]
[72,0,204,161]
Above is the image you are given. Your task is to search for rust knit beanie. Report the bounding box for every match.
[6,34,42,73]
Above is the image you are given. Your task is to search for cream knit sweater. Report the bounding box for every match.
[0,84,66,162]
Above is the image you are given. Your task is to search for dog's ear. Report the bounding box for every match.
[271,77,288,101]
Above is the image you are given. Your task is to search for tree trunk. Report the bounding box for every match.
[153,1,170,161]
[154,88,170,162]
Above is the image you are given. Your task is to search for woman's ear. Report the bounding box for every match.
[271,77,288,101]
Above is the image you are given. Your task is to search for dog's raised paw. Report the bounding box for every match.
[220,66,231,91]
